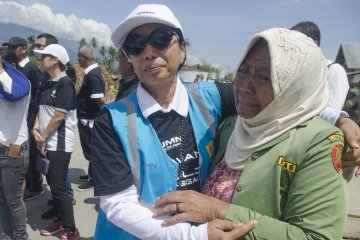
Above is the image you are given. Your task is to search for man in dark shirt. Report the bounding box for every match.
[76,44,105,191]
[115,49,139,101]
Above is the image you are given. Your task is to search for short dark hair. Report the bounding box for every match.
[37,33,58,45]
[290,21,321,46]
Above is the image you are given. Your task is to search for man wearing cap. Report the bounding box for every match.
[2,36,44,201]
[0,49,32,240]
[75,44,105,192]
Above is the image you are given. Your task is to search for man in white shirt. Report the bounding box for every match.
[2,37,45,201]
[291,21,350,110]
[0,49,31,240]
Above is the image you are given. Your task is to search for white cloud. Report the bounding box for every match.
[0,1,112,46]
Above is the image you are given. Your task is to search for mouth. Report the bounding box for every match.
[144,64,163,73]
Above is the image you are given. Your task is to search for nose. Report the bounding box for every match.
[235,74,255,95]
[142,44,157,61]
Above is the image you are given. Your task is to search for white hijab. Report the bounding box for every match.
[225,28,328,170]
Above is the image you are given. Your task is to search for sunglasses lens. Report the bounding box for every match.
[149,28,173,50]
[124,28,175,55]
[124,34,147,55]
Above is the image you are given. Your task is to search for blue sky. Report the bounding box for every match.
[1,0,359,74]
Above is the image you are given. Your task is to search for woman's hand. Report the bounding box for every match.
[153,190,229,226]
[38,145,47,156]
[208,219,257,240]
[338,118,360,176]
[32,129,44,144]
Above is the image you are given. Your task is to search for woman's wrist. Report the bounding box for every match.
[336,112,350,128]
[31,128,40,135]
[212,197,229,220]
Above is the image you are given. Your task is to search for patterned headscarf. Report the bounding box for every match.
[225,28,328,170]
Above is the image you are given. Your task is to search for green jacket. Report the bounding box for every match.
[214,116,347,240]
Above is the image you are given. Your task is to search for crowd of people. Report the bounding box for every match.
[0,3,359,240]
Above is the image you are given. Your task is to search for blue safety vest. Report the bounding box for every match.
[94,83,222,240]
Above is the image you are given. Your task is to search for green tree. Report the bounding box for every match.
[27,35,35,56]
[224,72,235,82]
[90,37,97,49]
[79,38,87,48]
[99,46,106,58]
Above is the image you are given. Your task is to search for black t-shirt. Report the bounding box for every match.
[19,61,44,103]
[115,76,139,101]
[18,61,43,126]
[148,110,200,191]
[92,82,235,196]
[76,67,105,119]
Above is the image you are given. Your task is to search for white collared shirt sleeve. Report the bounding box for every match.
[100,185,208,240]
[0,71,13,94]
[327,61,350,110]
[320,106,348,125]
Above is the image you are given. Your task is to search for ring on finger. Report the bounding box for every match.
[176,202,181,214]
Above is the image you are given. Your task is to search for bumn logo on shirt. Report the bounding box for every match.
[161,136,181,151]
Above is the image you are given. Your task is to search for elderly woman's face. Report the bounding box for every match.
[234,43,273,119]
[126,23,185,88]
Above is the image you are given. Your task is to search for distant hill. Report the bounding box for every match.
[0,22,79,63]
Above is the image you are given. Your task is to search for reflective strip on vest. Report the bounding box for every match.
[121,98,140,192]
[188,84,216,136]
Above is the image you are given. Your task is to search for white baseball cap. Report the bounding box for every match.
[111,4,183,46]
[33,44,70,65]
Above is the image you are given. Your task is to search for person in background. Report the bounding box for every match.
[32,44,80,240]
[291,21,350,110]
[115,48,139,101]
[194,74,200,83]
[154,28,347,240]
[2,36,44,201]
[75,44,105,192]
[32,33,76,220]
[0,48,31,240]
[344,81,360,126]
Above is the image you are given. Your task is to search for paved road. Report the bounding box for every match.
[26,132,97,240]
[25,132,360,239]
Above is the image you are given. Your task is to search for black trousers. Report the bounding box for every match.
[46,151,75,231]
[25,134,43,192]
[78,120,93,179]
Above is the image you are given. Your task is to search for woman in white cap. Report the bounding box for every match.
[154,28,347,240]
[91,4,358,240]
[32,44,80,240]
[91,3,256,240]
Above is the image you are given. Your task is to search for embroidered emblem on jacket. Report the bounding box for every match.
[328,134,344,143]
[206,141,214,157]
[277,156,297,173]
[332,144,343,173]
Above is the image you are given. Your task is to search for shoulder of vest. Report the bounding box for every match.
[106,92,137,110]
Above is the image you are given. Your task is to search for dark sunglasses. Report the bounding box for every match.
[123,27,179,55]
[33,43,46,49]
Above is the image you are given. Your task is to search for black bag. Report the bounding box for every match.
[36,154,50,175]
